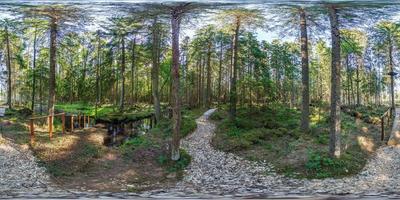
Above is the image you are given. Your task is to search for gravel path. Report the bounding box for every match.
[151,108,400,197]
[2,109,400,198]
[0,135,56,194]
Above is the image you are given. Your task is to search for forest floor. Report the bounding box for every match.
[0,105,202,195]
[211,104,391,179]
[1,107,400,198]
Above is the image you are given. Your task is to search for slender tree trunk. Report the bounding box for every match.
[5,26,12,109]
[389,40,395,110]
[218,40,223,106]
[171,8,183,161]
[95,32,101,117]
[197,59,201,107]
[69,55,74,103]
[120,36,126,111]
[39,68,43,114]
[328,6,341,158]
[346,55,351,105]
[206,40,212,108]
[31,28,38,112]
[300,9,310,132]
[131,38,136,105]
[356,56,361,106]
[229,18,240,121]
[81,49,88,101]
[200,56,205,107]
[152,20,161,122]
[48,19,57,116]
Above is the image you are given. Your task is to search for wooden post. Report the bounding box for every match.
[30,119,35,145]
[71,115,74,133]
[48,115,53,139]
[381,117,385,141]
[88,116,90,127]
[61,113,65,134]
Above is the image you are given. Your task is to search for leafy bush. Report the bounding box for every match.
[242,128,266,144]
[166,149,191,172]
[315,134,329,145]
[305,149,365,179]
[210,110,226,121]
[235,118,263,129]
[305,150,337,178]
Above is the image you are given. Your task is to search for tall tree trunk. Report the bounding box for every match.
[5,26,12,109]
[95,32,101,117]
[171,8,183,161]
[389,40,395,110]
[131,38,136,105]
[200,56,205,107]
[81,49,88,101]
[197,59,201,107]
[152,20,161,122]
[39,68,43,114]
[300,9,310,132]
[218,40,223,106]
[120,37,126,111]
[328,6,341,158]
[206,40,212,108]
[346,55,351,105]
[31,28,37,112]
[48,19,57,116]
[229,17,240,121]
[356,56,361,106]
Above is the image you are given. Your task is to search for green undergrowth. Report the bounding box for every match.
[211,104,382,179]
[55,102,155,118]
[119,107,205,175]
[342,105,390,125]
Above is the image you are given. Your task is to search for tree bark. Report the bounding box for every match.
[31,28,37,112]
[131,38,136,104]
[95,32,101,117]
[300,9,310,132]
[152,19,161,122]
[120,36,126,111]
[229,17,240,121]
[218,39,223,106]
[48,19,57,115]
[5,26,12,109]
[346,55,351,105]
[171,8,183,161]
[356,56,361,106]
[328,6,341,158]
[389,39,395,110]
[206,40,212,108]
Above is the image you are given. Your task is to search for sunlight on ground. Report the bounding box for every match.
[357,136,375,153]
[104,152,118,161]
[0,145,14,152]
[37,135,79,150]
[87,129,106,145]
[388,131,400,146]
[361,126,369,133]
